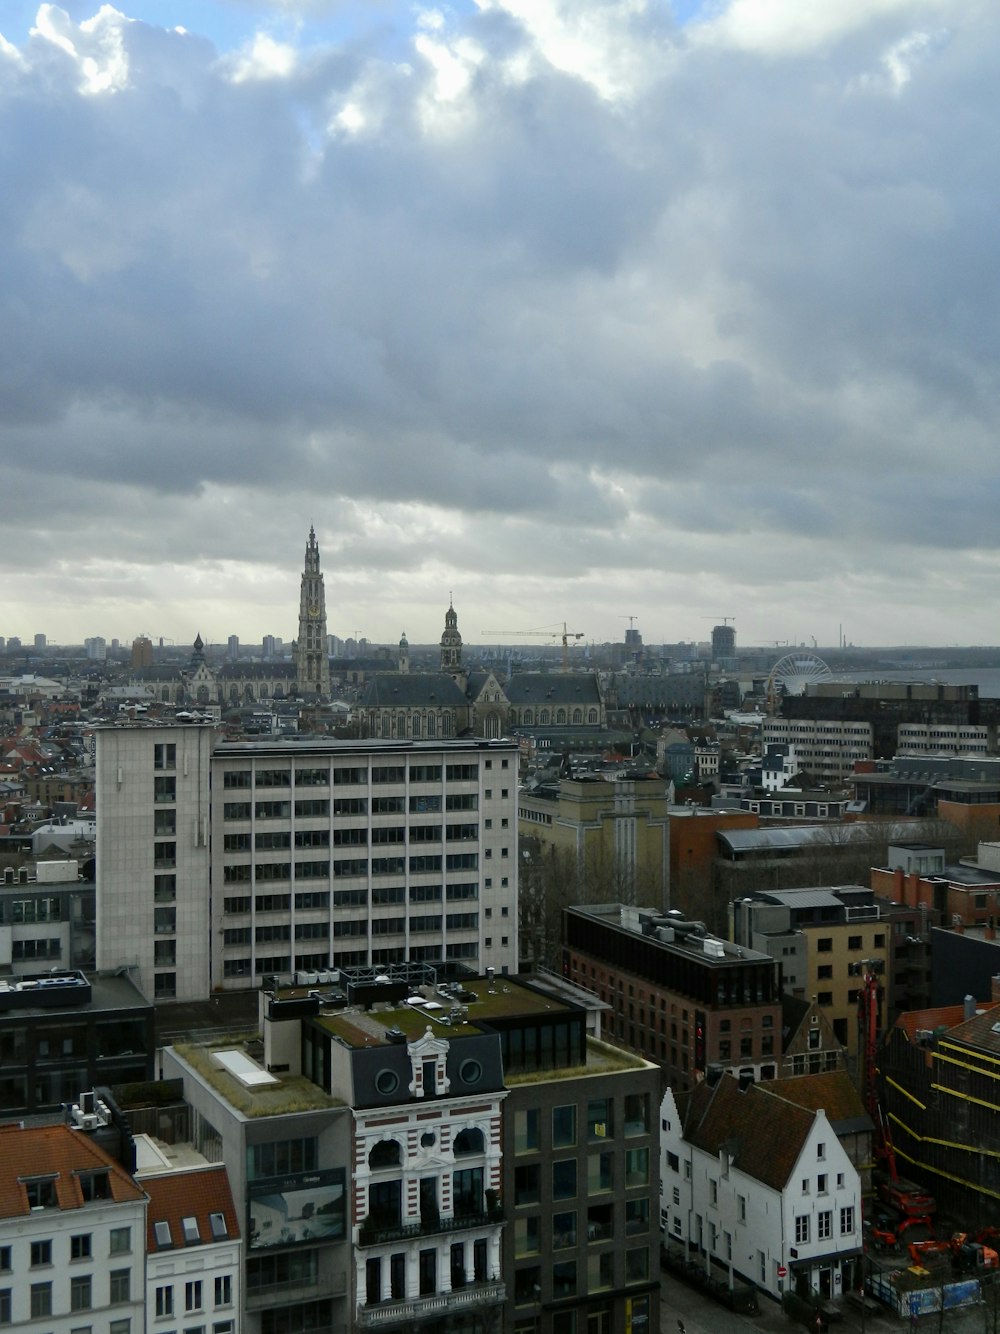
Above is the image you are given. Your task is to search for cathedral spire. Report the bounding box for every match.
[294,527,331,698]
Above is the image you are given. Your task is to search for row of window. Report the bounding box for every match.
[223,761,499,790]
[515,1200,649,1254]
[513,1151,648,1203]
[11,1268,132,1318]
[221,853,489,883]
[224,793,485,819]
[794,1207,855,1243]
[154,1276,231,1319]
[512,1248,649,1305]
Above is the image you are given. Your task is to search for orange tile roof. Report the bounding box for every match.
[143,1165,241,1253]
[0,1123,145,1219]
[894,1000,1000,1039]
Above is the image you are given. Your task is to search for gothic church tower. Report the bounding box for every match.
[294,526,331,697]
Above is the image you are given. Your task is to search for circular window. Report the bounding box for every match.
[421,1131,435,1148]
[375,1069,400,1096]
[459,1058,483,1085]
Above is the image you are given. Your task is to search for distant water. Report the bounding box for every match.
[832,668,1000,699]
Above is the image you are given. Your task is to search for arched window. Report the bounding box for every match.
[572,708,582,724]
[540,709,550,725]
[427,713,437,737]
[588,708,598,724]
[556,708,567,724]
[229,686,239,704]
[368,1139,402,1169]
[443,714,453,737]
[453,1127,485,1155]
[197,685,210,705]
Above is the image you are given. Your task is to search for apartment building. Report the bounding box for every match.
[761,718,873,783]
[161,970,659,1334]
[563,904,783,1090]
[730,887,922,1053]
[142,1165,243,1334]
[96,726,519,1001]
[0,1122,146,1334]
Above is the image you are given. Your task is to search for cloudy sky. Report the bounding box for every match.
[1,0,997,653]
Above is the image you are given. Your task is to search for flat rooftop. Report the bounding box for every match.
[170,1038,342,1118]
[286,976,576,1050]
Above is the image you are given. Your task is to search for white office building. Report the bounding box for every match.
[96,727,520,1001]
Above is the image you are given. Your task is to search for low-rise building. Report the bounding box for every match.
[141,1163,243,1334]
[0,1121,147,1333]
[661,1072,862,1303]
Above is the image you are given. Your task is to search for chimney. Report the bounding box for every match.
[964,994,976,1021]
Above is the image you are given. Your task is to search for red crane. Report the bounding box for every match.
[856,961,936,1233]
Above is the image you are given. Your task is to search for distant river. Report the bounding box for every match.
[831,668,1000,699]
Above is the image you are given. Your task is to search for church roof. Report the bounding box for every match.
[218,663,297,680]
[362,673,469,708]
[505,673,602,705]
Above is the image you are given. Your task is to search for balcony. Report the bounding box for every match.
[358,1205,504,1247]
[355,1279,506,1328]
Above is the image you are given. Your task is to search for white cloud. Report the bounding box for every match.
[0,0,999,646]
[226,31,298,82]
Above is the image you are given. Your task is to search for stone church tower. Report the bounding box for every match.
[293,526,331,697]
[440,598,463,674]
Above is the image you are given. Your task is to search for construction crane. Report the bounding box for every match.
[481,623,584,672]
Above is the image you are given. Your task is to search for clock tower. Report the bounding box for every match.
[293,525,331,697]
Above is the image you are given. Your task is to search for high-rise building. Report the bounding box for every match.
[262,635,276,659]
[96,726,520,1001]
[227,634,240,661]
[131,635,153,668]
[711,622,736,660]
[293,525,330,697]
[33,633,46,651]
[85,636,107,660]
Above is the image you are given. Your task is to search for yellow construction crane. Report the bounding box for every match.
[481,622,584,672]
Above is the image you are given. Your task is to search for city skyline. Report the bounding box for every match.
[2,1,997,648]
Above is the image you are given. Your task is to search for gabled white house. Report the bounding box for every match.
[660,1072,861,1303]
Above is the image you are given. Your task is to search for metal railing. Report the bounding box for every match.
[356,1280,506,1327]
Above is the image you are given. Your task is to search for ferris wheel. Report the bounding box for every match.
[766,651,834,712]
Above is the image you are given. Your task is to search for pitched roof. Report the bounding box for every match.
[767,1072,872,1132]
[0,1123,145,1218]
[361,673,468,708]
[681,1074,816,1191]
[504,673,602,705]
[143,1164,241,1252]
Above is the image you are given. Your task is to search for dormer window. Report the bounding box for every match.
[182,1216,201,1244]
[77,1170,111,1202]
[154,1221,173,1248]
[209,1213,228,1241]
[23,1176,57,1209]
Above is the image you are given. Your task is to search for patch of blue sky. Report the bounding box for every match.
[1,0,482,54]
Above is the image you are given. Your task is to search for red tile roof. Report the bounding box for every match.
[144,1165,241,1253]
[894,1000,999,1039]
[0,1123,145,1219]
